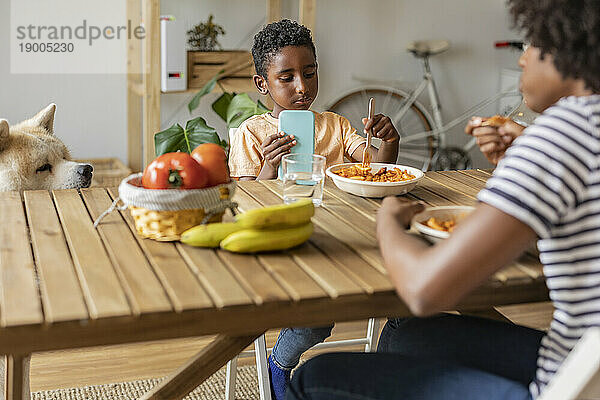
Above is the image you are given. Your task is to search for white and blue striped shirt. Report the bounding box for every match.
[478,95,600,398]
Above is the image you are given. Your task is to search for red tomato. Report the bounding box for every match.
[191,143,230,187]
[142,152,208,189]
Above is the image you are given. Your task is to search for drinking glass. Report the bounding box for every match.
[281,154,325,206]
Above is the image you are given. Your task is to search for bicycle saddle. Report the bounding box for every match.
[407,40,450,57]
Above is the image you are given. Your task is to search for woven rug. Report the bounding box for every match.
[31,365,260,400]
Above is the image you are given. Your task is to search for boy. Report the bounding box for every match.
[228,19,400,400]
[287,0,600,399]
[228,19,399,180]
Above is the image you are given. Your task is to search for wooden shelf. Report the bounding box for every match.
[161,77,256,95]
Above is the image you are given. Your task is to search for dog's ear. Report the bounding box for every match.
[30,103,56,135]
[0,119,9,151]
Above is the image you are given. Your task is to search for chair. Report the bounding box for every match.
[538,327,600,400]
[225,318,380,400]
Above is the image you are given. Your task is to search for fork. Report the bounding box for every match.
[362,97,375,168]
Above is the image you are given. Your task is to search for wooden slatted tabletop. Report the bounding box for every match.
[0,170,549,400]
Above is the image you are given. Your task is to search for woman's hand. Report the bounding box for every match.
[465,117,525,165]
[377,197,425,232]
[362,114,399,143]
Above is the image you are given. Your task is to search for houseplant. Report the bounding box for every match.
[187,71,270,130]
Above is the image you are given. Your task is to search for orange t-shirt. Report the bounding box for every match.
[228,111,365,178]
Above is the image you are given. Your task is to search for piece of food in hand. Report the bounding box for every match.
[191,143,230,187]
[481,115,511,127]
[180,222,243,248]
[220,222,313,253]
[235,199,314,229]
[142,152,208,189]
[425,217,457,232]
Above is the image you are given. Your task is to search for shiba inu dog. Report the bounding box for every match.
[0,104,93,396]
[0,103,93,191]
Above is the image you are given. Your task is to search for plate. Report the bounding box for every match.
[325,163,424,198]
[410,206,475,243]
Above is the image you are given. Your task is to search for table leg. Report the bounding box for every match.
[5,354,30,400]
[141,332,263,400]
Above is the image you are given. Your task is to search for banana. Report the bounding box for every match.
[180,222,243,247]
[235,199,315,229]
[220,222,313,253]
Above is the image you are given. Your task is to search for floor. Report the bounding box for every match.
[29,303,554,392]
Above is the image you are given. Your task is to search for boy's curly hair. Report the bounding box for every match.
[508,0,600,92]
[252,19,316,78]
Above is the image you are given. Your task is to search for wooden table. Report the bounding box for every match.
[0,169,549,399]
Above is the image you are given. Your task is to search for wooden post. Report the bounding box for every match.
[127,0,143,172]
[142,0,161,167]
[299,0,316,31]
[267,0,281,23]
[5,354,30,400]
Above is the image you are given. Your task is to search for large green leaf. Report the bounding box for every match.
[185,116,223,151]
[154,117,223,157]
[187,70,224,113]
[225,93,270,129]
[154,123,185,157]
[212,92,234,121]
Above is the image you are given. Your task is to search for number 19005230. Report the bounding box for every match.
[19,42,74,52]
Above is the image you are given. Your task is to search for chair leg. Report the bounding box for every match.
[254,335,272,400]
[365,318,380,352]
[225,357,238,400]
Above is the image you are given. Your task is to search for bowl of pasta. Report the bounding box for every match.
[325,162,424,198]
[410,206,475,242]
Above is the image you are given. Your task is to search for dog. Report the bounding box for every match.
[0,104,93,397]
[0,103,93,191]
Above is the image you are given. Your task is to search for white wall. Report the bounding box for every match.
[1,0,522,168]
[0,0,128,163]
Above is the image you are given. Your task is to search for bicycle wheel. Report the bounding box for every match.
[327,88,435,170]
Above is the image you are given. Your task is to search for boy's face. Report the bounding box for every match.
[518,46,576,113]
[255,45,318,115]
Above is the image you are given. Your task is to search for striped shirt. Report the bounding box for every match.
[478,95,600,398]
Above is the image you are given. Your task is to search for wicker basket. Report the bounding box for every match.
[76,158,132,188]
[115,174,237,242]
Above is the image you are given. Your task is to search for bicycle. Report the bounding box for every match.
[326,40,528,170]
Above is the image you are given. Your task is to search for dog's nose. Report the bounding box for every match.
[77,164,93,180]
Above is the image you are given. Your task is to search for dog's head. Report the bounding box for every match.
[0,104,93,191]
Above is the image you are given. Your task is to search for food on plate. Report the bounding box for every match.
[481,115,512,127]
[235,198,315,229]
[220,222,314,253]
[191,143,230,187]
[181,200,315,251]
[142,152,208,189]
[332,164,416,182]
[424,217,457,232]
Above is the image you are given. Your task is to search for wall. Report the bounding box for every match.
[0,0,128,163]
[1,0,522,168]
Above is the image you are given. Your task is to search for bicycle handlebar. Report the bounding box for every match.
[495,41,525,50]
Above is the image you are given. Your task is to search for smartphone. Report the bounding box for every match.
[277,110,315,178]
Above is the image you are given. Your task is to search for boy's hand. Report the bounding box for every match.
[465,117,525,165]
[377,197,425,230]
[362,114,399,143]
[261,131,297,170]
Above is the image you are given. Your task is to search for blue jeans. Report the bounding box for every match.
[271,325,334,370]
[287,314,544,399]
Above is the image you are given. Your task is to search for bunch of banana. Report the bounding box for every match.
[180,199,314,253]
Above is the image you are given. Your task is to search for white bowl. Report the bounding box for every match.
[326,163,424,198]
[411,206,475,243]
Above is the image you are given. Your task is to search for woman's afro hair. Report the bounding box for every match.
[509,0,600,92]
